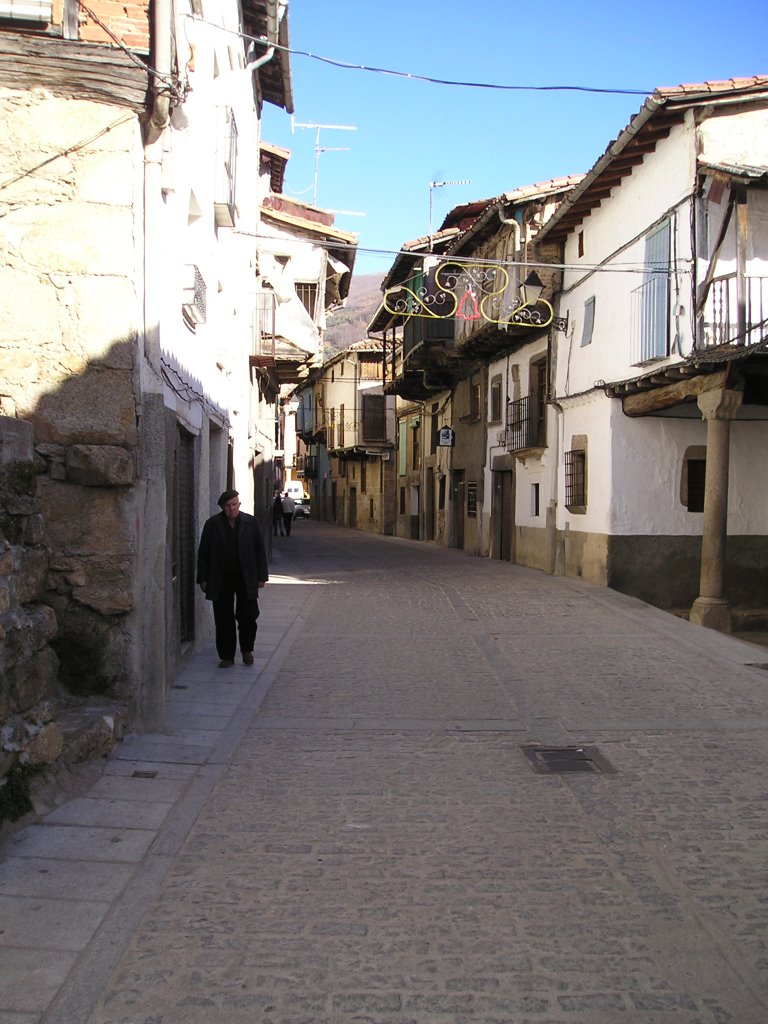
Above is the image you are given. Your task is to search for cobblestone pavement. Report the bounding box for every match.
[2,522,768,1024]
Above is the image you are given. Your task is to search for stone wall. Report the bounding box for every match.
[0,88,148,711]
[0,418,127,825]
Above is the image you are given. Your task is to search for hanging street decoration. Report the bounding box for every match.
[383,262,555,329]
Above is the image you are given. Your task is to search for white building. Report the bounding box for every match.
[0,0,295,725]
[538,76,768,629]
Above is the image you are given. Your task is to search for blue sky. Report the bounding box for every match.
[261,1,768,276]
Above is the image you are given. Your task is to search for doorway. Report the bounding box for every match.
[451,470,465,549]
[492,469,515,561]
[349,486,357,528]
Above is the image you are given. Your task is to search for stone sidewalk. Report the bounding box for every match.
[2,522,768,1023]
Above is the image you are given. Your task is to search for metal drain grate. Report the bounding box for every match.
[521,744,616,775]
[132,770,158,779]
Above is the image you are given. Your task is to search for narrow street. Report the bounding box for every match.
[3,521,768,1023]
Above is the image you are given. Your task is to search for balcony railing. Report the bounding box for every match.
[701,274,768,349]
[503,395,542,452]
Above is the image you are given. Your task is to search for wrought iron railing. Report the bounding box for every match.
[504,395,542,451]
[701,274,768,349]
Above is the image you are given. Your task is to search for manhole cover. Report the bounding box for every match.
[521,744,616,775]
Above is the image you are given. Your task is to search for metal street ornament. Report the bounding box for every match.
[383,261,554,329]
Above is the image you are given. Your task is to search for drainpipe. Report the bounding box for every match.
[498,204,521,263]
[146,0,172,145]
[137,0,171,730]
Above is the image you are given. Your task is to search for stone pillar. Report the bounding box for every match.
[689,388,743,632]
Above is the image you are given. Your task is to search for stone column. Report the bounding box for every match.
[689,388,743,632]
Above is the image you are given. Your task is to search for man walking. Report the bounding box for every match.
[281,491,295,536]
[196,489,268,668]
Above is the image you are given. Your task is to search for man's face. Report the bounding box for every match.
[222,497,240,521]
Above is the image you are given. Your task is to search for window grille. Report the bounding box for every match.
[253,290,276,357]
[296,282,318,319]
[505,395,541,451]
[564,449,587,510]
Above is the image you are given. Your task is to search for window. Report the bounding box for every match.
[490,375,503,423]
[631,219,670,364]
[564,448,587,511]
[362,393,386,441]
[467,481,478,517]
[214,107,238,227]
[531,483,540,517]
[412,419,420,470]
[580,297,595,347]
[430,403,440,454]
[469,373,481,419]
[681,447,706,513]
[361,459,367,494]
[295,282,318,319]
[531,359,547,444]
[578,231,585,258]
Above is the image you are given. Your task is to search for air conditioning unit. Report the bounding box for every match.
[0,0,52,21]
[182,264,207,324]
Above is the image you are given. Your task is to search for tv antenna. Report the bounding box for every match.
[429,179,471,248]
[291,118,357,207]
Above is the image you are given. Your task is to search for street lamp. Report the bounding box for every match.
[520,271,544,307]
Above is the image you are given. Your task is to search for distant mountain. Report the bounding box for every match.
[324,273,384,353]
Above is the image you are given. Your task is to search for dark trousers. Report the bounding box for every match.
[212,582,260,660]
[283,512,293,536]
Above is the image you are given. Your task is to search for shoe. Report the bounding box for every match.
[218,659,234,668]
[242,652,254,666]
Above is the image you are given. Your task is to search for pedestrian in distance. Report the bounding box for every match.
[196,489,268,668]
[272,491,285,536]
[281,491,295,536]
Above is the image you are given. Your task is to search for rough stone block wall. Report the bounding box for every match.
[0,418,128,824]
[0,88,143,711]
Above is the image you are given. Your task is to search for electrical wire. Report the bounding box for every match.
[77,0,183,95]
[0,114,134,192]
[234,231,692,276]
[160,357,227,419]
[275,42,651,96]
[184,15,651,97]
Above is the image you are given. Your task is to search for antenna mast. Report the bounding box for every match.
[291,119,358,206]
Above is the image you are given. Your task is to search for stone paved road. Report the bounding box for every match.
[2,522,768,1023]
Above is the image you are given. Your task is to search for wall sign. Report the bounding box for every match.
[437,426,455,448]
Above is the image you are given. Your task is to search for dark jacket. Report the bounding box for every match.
[196,511,269,602]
